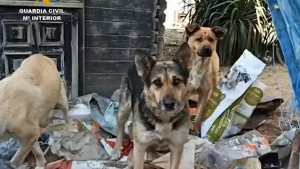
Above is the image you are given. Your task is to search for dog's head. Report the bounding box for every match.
[185,23,227,57]
[135,43,190,114]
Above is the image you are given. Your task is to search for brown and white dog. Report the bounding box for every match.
[0,54,69,169]
[184,23,227,134]
[110,45,191,169]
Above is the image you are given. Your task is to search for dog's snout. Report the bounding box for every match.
[198,45,212,57]
[163,96,175,111]
[202,46,212,53]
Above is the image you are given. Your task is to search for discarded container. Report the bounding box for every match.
[218,80,267,140]
[201,50,266,140]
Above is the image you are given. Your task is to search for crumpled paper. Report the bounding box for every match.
[47,118,110,161]
[49,131,110,161]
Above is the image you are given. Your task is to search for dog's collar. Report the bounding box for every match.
[138,94,187,131]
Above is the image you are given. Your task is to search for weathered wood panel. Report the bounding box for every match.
[85,35,152,48]
[85,21,152,36]
[85,73,124,87]
[85,86,120,98]
[85,7,153,23]
[85,48,152,61]
[83,0,156,96]
[85,61,133,73]
[85,0,155,10]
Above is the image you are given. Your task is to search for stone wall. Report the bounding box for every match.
[162,29,185,61]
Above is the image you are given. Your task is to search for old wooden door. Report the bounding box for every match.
[0,13,73,96]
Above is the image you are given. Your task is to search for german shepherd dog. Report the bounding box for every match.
[110,45,191,169]
[184,23,227,134]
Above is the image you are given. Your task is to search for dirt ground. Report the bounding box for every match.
[164,29,293,142]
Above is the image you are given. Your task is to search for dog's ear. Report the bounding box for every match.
[135,50,156,79]
[185,23,200,37]
[173,42,191,68]
[211,26,227,40]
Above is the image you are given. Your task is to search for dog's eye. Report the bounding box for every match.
[153,80,162,87]
[195,37,202,42]
[208,37,214,42]
[173,78,182,86]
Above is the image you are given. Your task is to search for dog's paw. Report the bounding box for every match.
[110,148,122,161]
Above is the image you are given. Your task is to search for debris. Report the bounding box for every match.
[49,108,67,125]
[68,93,132,137]
[111,89,121,102]
[71,160,130,169]
[222,80,267,139]
[259,149,280,168]
[150,139,195,169]
[47,159,131,169]
[195,130,271,169]
[47,159,71,169]
[49,130,110,161]
[287,129,300,169]
[47,118,110,161]
[271,128,296,147]
[68,103,93,122]
[0,138,19,161]
[100,138,131,162]
[0,158,28,169]
[243,96,284,130]
[201,50,266,140]
[253,96,284,114]
[228,158,261,169]
[259,146,292,169]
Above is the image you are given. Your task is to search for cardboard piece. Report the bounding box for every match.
[150,139,195,169]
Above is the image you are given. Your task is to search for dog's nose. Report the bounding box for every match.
[163,97,175,111]
[202,46,212,53]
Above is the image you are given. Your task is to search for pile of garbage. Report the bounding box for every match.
[0,50,296,169]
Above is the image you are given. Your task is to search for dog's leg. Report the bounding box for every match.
[56,81,69,123]
[31,141,47,169]
[186,100,194,130]
[110,76,132,160]
[10,136,38,167]
[133,141,146,169]
[169,144,184,169]
[193,89,209,134]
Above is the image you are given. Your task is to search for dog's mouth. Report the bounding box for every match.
[197,51,212,57]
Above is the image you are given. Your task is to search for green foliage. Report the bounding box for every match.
[186,0,283,65]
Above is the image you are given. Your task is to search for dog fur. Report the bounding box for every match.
[184,23,227,134]
[110,45,191,169]
[0,54,69,169]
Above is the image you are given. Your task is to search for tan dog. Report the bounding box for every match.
[184,23,227,134]
[110,46,191,169]
[0,54,69,169]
